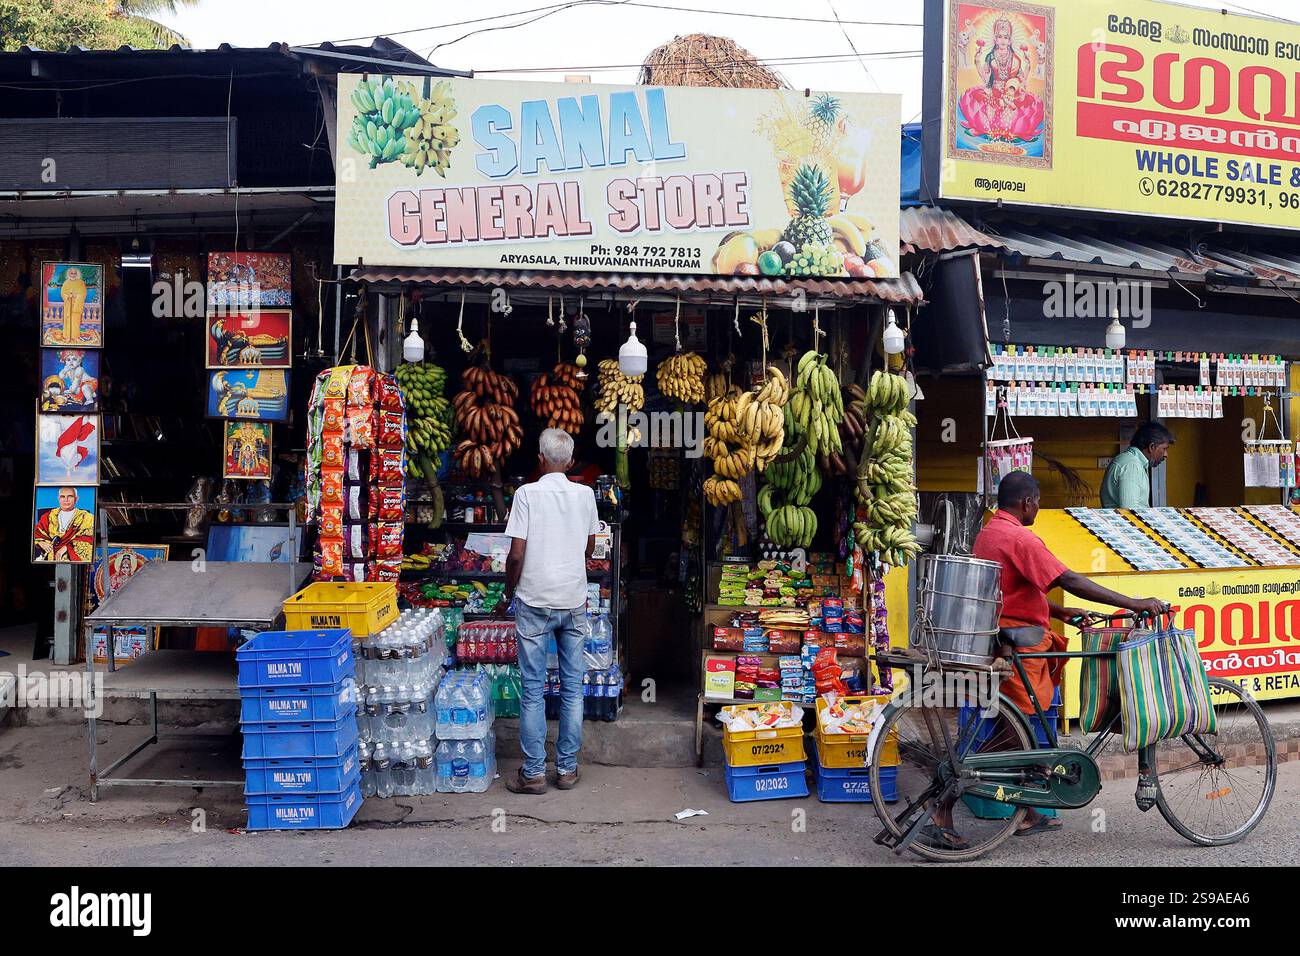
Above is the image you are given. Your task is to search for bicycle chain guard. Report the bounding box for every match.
[961,748,1102,810]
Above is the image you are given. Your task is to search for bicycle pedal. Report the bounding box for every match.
[1134,774,1158,812]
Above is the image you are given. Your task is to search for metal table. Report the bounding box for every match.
[84,559,311,800]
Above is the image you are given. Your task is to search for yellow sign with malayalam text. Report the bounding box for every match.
[931,0,1300,232]
[1077,567,1300,702]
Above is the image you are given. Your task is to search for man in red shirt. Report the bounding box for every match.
[968,470,1164,837]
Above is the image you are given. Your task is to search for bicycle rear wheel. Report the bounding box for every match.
[870,693,1032,862]
[1151,677,1276,846]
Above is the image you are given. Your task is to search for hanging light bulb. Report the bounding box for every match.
[882,308,906,355]
[618,319,648,376]
[1105,308,1126,350]
[403,316,426,363]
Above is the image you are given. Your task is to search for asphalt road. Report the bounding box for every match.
[1,726,1297,866]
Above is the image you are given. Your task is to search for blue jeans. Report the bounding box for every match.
[514,600,587,779]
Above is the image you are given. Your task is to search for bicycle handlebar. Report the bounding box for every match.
[1066,605,1173,628]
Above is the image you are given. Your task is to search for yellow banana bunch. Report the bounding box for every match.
[705,371,731,402]
[594,358,645,414]
[703,475,743,506]
[656,352,707,403]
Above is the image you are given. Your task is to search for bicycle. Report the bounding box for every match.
[868,611,1277,862]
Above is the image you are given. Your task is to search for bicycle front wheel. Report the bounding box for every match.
[870,692,1032,863]
[1151,677,1276,846]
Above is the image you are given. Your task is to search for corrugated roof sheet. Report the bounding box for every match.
[351,267,923,303]
[900,205,1300,284]
[900,206,1005,255]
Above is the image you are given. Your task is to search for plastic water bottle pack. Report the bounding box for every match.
[434,670,495,740]
[435,730,497,793]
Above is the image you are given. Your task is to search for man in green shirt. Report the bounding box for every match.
[1100,422,1175,509]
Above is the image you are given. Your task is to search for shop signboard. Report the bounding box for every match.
[333,75,900,279]
[924,0,1300,231]
[1077,568,1300,702]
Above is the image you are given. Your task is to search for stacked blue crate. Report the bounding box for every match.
[237,629,363,831]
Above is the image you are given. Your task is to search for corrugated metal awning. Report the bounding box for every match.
[900,206,1006,255]
[900,205,1300,285]
[350,266,924,304]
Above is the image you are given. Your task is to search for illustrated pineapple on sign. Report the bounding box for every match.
[780,163,844,277]
[807,93,842,153]
[781,164,833,249]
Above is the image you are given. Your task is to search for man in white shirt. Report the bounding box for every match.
[503,429,600,794]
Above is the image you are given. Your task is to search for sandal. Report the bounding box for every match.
[1015,814,1062,836]
[921,824,971,850]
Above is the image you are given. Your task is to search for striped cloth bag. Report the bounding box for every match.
[1077,621,1130,734]
[1117,625,1217,753]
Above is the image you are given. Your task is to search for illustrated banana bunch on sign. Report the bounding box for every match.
[347,77,461,176]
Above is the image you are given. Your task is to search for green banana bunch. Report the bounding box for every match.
[766,504,818,550]
[348,77,422,167]
[852,371,920,570]
[760,415,821,546]
[865,369,911,417]
[395,360,453,474]
[793,350,844,457]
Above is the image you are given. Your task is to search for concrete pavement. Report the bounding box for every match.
[1,725,1297,866]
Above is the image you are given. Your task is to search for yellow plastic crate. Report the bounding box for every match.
[282,582,398,637]
[721,703,807,767]
[815,695,899,769]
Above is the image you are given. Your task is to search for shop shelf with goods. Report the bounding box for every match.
[400,517,628,724]
[695,555,893,764]
[237,628,363,831]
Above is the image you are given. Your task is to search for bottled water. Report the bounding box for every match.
[358,741,377,799]
[435,671,494,739]
[413,739,436,795]
[371,742,394,798]
[584,614,614,670]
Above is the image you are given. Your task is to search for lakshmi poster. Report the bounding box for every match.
[37,414,100,485]
[945,1,1053,167]
[223,420,272,479]
[40,348,101,413]
[40,262,105,348]
[206,311,292,369]
[91,543,169,610]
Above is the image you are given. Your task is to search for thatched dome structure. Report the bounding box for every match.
[639,33,789,89]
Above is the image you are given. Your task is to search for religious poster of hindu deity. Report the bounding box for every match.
[946,0,1053,168]
[40,262,105,348]
[223,420,272,480]
[40,348,101,413]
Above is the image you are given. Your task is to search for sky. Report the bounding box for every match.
[158,0,1300,120]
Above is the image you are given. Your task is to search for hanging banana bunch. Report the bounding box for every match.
[852,370,920,569]
[656,351,708,403]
